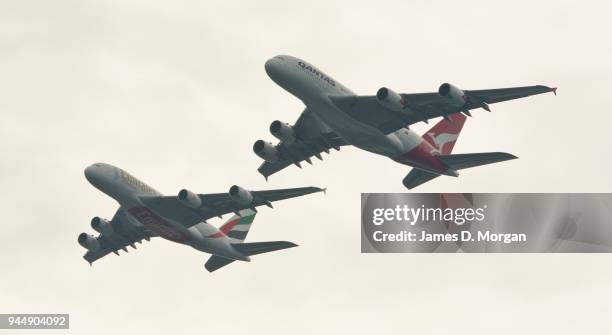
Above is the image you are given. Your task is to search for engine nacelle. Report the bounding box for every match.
[253,140,278,163]
[438,83,468,107]
[91,217,113,236]
[229,185,253,205]
[78,233,100,252]
[178,189,202,208]
[376,87,405,112]
[270,120,295,143]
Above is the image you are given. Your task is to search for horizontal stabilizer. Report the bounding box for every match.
[437,152,517,170]
[205,255,235,272]
[232,241,297,256]
[403,169,441,189]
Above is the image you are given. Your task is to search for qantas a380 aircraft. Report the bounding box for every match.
[254,55,557,189]
[79,163,323,272]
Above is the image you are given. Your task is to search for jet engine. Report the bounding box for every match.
[438,83,468,107]
[178,189,202,208]
[253,140,279,163]
[78,233,100,252]
[229,185,253,205]
[376,87,405,112]
[270,120,295,143]
[91,217,113,236]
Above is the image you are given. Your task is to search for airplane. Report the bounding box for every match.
[253,55,557,189]
[79,163,324,272]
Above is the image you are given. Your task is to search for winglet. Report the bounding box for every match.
[322,187,327,195]
[551,87,558,96]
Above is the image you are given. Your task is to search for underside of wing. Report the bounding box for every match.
[329,95,421,134]
[250,187,324,202]
[330,84,556,134]
[254,109,349,178]
[466,85,556,104]
[82,209,155,264]
[256,132,347,178]
[140,186,325,227]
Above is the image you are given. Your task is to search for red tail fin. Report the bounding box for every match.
[422,113,467,155]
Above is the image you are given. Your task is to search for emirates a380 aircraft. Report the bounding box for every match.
[254,55,556,189]
[79,163,323,272]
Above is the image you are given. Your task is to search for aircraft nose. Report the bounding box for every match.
[264,57,281,79]
[84,163,104,185]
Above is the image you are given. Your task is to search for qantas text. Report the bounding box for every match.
[297,61,336,87]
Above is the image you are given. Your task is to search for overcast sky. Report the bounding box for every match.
[1,0,612,334]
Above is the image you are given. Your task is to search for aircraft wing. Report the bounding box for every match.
[140,186,324,228]
[83,208,156,264]
[329,85,556,134]
[257,109,349,178]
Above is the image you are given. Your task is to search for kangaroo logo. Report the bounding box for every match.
[427,132,459,154]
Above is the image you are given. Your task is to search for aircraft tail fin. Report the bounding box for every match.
[422,113,467,154]
[233,241,298,256]
[218,209,257,243]
[437,152,518,170]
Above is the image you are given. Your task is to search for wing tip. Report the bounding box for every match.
[83,256,94,266]
[539,85,557,95]
[280,241,299,248]
[313,186,326,194]
[490,152,518,160]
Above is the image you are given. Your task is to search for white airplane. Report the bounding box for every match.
[254,55,556,189]
[79,163,324,272]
